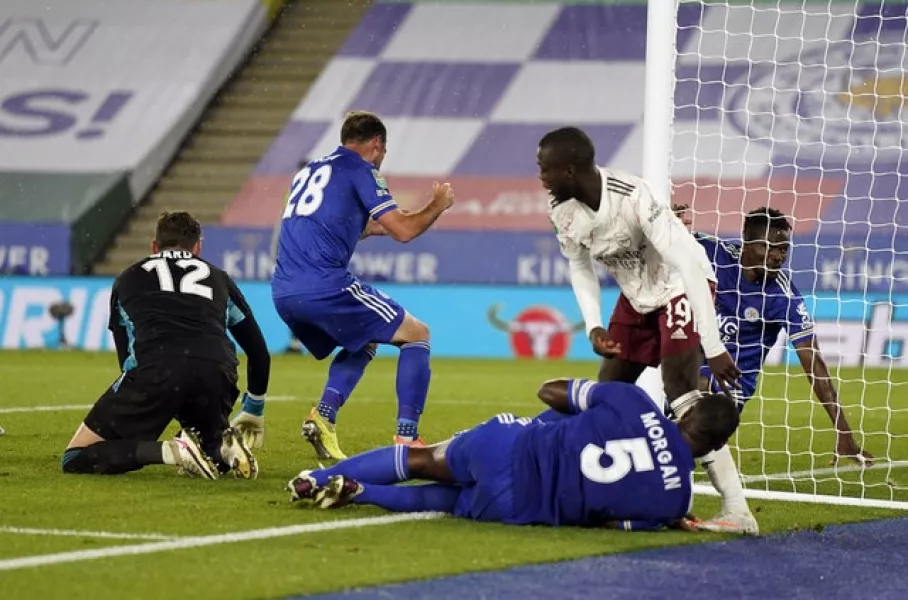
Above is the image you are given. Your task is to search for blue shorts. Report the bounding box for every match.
[445,414,522,523]
[273,279,405,360]
[700,365,756,411]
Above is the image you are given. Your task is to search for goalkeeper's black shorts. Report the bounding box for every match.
[83,357,239,446]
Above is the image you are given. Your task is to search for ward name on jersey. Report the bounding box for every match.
[548,168,715,316]
[510,381,694,528]
[272,147,397,298]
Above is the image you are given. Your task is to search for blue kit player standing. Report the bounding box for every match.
[272,111,455,459]
[288,380,740,531]
[637,206,874,532]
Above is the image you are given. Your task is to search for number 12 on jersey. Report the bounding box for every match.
[284,165,333,218]
[143,258,213,300]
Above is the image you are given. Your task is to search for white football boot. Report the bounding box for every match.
[698,510,760,535]
[173,429,219,480]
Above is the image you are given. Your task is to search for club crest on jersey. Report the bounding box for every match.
[371,169,388,190]
[743,306,760,323]
[727,32,907,166]
[487,304,584,360]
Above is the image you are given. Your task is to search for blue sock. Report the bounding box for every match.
[396,341,431,438]
[309,445,409,487]
[354,483,460,513]
[317,347,375,423]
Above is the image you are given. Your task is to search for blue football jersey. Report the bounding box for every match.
[695,234,815,390]
[511,381,695,528]
[271,147,396,297]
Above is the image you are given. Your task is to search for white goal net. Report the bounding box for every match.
[657,0,908,509]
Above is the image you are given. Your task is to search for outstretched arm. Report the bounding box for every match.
[537,378,601,414]
[794,338,873,465]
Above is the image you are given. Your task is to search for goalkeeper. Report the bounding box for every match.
[638,206,873,527]
[61,212,271,479]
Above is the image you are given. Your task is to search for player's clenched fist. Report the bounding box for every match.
[433,182,455,210]
[589,326,621,358]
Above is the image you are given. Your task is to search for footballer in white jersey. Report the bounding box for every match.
[537,127,740,404]
[537,127,756,537]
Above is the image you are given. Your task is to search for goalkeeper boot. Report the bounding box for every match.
[302,407,347,460]
[314,475,363,509]
[174,429,219,480]
[393,435,427,447]
[698,510,759,535]
[220,427,259,480]
[287,469,319,502]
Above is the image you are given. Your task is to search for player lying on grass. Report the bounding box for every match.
[63,211,271,479]
[538,127,756,534]
[288,380,739,531]
[271,111,454,459]
[637,206,873,467]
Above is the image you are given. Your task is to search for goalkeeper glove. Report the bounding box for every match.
[231,392,265,449]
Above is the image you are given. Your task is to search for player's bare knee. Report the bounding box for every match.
[393,315,430,345]
[598,357,645,383]
[662,350,701,402]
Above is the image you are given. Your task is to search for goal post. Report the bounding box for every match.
[644,0,908,510]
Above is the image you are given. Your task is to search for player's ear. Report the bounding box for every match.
[151,240,160,254]
[192,241,202,256]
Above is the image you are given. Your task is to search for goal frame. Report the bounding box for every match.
[642,0,908,510]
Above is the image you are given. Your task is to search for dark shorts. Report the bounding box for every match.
[83,357,239,452]
[445,414,525,523]
[608,283,716,367]
[273,278,405,360]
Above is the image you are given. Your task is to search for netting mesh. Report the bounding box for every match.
[671,1,908,505]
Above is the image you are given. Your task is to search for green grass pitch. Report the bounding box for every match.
[0,351,905,599]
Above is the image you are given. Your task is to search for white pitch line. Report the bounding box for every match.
[0,404,92,415]
[0,395,533,415]
[0,527,179,541]
[741,460,908,484]
[0,396,297,415]
[0,512,445,572]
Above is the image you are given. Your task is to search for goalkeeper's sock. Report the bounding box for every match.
[702,444,750,514]
[354,483,460,513]
[310,445,409,487]
[396,342,431,438]
[61,441,164,475]
[318,346,376,424]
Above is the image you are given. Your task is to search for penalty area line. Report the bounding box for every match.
[0,512,446,572]
[0,526,179,541]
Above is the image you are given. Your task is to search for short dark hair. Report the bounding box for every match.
[538,127,596,168]
[340,111,387,144]
[155,211,201,251]
[681,393,740,456]
[743,207,791,240]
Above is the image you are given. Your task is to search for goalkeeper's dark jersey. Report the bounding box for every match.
[108,250,253,373]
